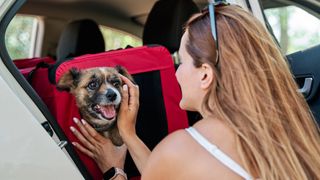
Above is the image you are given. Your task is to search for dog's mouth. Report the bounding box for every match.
[92,104,117,120]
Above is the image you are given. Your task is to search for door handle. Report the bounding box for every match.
[58,140,68,149]
[298,77,313,97]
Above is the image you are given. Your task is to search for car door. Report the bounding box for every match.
[0,0,86,179]
[260,0,320,126]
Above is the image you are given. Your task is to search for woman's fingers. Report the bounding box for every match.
[70,125,95,150]
[119,74,139,97]
[72,141,94,158]
[119,75,139,108]
[120,84,129,111]
[81,119,109,143]
[119,74,135,87]
[73,117,97,144]
[129,85,139,107]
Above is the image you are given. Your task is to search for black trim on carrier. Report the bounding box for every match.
[0,0,92,179]
[125,71,169,177]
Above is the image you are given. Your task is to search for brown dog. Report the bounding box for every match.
[56,65,134,146]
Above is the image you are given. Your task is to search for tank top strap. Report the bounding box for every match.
[186,127,253,180]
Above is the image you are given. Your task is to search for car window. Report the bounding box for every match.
[5,14,43,60]
[99,26,142,51]
[263,5,320,54]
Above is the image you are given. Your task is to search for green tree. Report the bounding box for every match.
[99,26,142,50]
[279,8,289,53]
[265,6,320,54]
[5,15,36,59]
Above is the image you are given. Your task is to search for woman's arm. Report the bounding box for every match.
[118,75,151,173]
[122,134,151,173]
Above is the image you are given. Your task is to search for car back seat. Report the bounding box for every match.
[56,19,105,62]
[14,57,55,78]
[21,19,106,113]
[50,45,189,180]
[143,0,199,53]
[143,0,201,125]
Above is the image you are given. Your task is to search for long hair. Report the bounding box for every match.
[185,5,320,179]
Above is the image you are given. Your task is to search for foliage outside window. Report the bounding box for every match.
[264,6,320,54]
[5,15,39,59]
[99,26,142,51]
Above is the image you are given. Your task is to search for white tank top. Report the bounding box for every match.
[186,127,253,180]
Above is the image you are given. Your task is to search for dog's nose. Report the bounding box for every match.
[106,89,117,101]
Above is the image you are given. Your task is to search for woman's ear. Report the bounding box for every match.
[199,63,214,90]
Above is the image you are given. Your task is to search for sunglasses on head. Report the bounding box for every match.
[207,0,230,66]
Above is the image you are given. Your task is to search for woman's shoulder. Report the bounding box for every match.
[157,118,232,150]
[147,129,192,162]
[160,128,192,149]
[142,120,244,180]
[157,119,237,157]
[150,119,235,162]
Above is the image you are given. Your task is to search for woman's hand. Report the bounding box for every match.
[118,75,140,140]
[70,117,127,173]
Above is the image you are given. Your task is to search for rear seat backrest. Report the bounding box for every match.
[56,19,105,62]
[143,0,199,53]
[53,45,189,180]
[49,19,106,84]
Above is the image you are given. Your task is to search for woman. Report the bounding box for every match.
[70,4,320,180]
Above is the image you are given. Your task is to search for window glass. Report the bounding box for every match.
[0,0,4,7]
[264,5,320,54]
[5,15,40,59]
[99,26,142,51]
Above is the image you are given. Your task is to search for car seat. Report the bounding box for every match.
[56,19,105,62]
[143,0,199,53]
[143,0,201,125]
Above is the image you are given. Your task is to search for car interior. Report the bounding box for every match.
[0,0,319,179]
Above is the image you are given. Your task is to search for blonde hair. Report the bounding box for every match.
[185,5,320,179]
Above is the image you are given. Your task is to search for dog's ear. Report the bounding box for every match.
[115,65,135,83]
[56,67,81,92]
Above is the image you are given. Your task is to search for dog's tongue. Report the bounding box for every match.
[100,105,116,119]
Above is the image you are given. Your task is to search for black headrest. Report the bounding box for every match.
[143,0,199,53]
[56,19,105,62]
[49,19,105,84]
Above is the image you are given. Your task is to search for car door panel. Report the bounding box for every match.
[287,44,320,125]
[0,74,83,180]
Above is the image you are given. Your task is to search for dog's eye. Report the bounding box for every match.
[88,81,98,90]
[113,81,120,87]
[112,80,121,87]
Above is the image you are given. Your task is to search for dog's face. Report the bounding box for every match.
[57,66,133,131]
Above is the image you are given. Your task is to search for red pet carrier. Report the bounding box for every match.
[51,46,189,179]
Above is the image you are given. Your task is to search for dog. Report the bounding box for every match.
[56,65,134,146]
